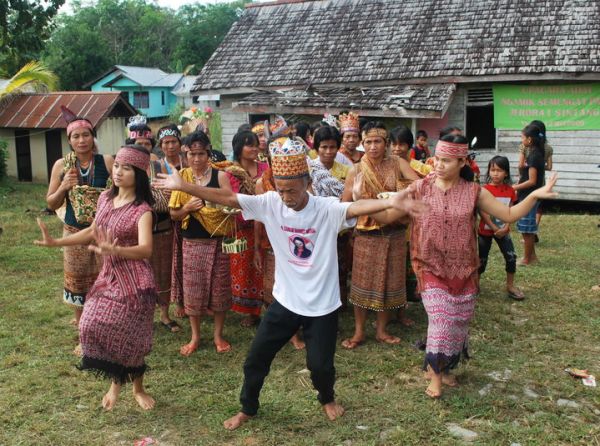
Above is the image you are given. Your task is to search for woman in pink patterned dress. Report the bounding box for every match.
[375,134,558,398]
[35,145,157,411]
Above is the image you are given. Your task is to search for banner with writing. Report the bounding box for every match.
[493,84,600,130]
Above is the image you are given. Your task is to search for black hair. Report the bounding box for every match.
[389,125,414,147]
[529,120,547,145]
[361,120,387,137]
[439,126,462,139]
[439,134,474,182]
[157,124,181,145]
[313,125,342,151]
[295,121,311,141]
[310,120,324,133]
[359,117,369,133]
[522,124,545,157]
[109,145,154,207]
[292,236,306,246]
[416,130,428,139]
[238,123,252,133]
[185,130,212,152]
[485,155,512,184]
[232,130,259,162]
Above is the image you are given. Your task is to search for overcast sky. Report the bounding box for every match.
[60,0,268,13]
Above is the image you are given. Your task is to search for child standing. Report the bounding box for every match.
[410,130,430,161]
[478,156,524,300]
[514,124,546,265]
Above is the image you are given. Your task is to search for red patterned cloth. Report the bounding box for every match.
[230,226,264,316]
[150,228,173,306]
[182,238,231,316]
[63,224,102,307]
[170,221,184,305]
[78,192,157,383]
[408,175,481,283]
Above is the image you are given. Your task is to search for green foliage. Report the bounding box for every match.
[0,61,59,104]
[0,0,65,75]
[167,102,185,124]
[42,0,249,90]
[0,139,8,180]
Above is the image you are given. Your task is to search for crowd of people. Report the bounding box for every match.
[34,107,558,428]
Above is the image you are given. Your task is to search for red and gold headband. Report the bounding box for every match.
[67,119,94,137]
[435,140,468,158]
[362,128,388,140]
[115,146,150,171]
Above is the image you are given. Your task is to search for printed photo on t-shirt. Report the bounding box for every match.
[289,235,313,260]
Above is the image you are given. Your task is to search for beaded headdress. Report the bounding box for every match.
[269,137,309,179]
[435,140,468,158]
[338,112,360,134]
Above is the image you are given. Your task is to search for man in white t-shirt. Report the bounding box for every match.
[154,136,426,431]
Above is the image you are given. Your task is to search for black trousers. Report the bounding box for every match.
[478,234,517,274]
[239,299,338,416]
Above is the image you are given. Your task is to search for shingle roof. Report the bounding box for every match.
[193,0,600,92]
[0,92,137,129]
[234,84,456,117]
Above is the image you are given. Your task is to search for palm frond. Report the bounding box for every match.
[0,61,59,101]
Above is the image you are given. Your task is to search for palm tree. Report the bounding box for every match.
[0,61,59,105]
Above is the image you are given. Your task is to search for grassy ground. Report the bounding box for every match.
[0,179,599,446]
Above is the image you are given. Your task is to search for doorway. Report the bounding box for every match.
[15,130,32,181]
[45,129,63,180]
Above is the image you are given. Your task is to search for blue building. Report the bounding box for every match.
[86,65,184,119]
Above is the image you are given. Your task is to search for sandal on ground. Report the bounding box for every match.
[507,289,525,301]
[341,338,364,350]
[376,335,401,345]
[161,320,181,333]
[215,341,231,353]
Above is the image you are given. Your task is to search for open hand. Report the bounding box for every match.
[152,164,183,191]
[533,171,559,200]
[88,225,119,256]
[390,191,429,218]
[34,218,57,247]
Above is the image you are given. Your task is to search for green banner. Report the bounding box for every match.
[493,84,600,130]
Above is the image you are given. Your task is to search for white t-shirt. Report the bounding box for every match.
[237,191,356,317]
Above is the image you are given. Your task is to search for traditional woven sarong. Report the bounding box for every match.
[262,249,275,306]
[63,224,101,307]
[230,226,264,316]
[349,229,407,311]
[150,228,173,307]
[420,272,478,374]
[78,192,157,384]
[182,238,231,316]
[170,221,184,305]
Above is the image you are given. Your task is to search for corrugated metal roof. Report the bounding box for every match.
[193,0,600,91]
[0,92,137,129]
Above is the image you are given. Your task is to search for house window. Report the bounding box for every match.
[466,87,495,149]
[161,91,165,106]
[133,91,149,109]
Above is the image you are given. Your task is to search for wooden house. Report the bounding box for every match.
[0,92,136,182]
[191,0,600,201]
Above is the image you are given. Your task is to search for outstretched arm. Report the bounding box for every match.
[34,218,95,247]
[154,169,239,208]
[479,172,558,223]
[346,189,428,221]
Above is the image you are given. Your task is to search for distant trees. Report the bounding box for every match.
[41,0,249,90]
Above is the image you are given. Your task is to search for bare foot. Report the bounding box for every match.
[425,382,442,399]
[341,337,364,350]
[290,334,305,350]
[102,385,120,410]
[423,370,458,387]
[214,339,231,353]
[180,341,199,356]
[73,343,83,357]
[323,401,345,421]
[174,306,186,318]
[223,412,252,430]
[133,391,155,410]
